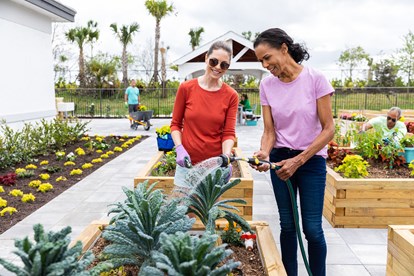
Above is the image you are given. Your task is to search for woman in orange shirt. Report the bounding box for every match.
[170,41,238,185]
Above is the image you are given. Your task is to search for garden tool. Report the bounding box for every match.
[219,154,313,276]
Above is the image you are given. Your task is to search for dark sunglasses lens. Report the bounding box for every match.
[220,62,230,70]
[209,58,219,67]
[387,116,396,122]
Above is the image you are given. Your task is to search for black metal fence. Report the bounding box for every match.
[55,87,414,118]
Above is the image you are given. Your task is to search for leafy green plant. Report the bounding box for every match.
[0,224,110,275]
[220,222,244,246]
[409,161,414,176]
[177,168,252,233]
[100,181,195,269]
[139,231,240,276]
[334,154,369,178]
[42,165,62,173]
[151,150,176,176]
[401,135,414,148]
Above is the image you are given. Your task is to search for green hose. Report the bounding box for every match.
[277,167,313,276]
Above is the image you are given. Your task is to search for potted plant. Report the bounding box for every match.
[400,134,414,163]
[155,125,174,152]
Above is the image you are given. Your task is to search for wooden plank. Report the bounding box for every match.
[335,198,414,208]
[388,239,414,273]
[334,216,414,227]
[256,225,287,276]
[70,219,109,252]
[346,190,414,199]
[346,207,414,217]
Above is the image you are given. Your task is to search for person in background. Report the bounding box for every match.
[239,93,251,111]
[361,107,407,142]
[170,41,238,185]
[124,79,140,127]
[252,28,335,276]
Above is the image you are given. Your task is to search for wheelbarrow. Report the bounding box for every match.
[128,110,153,131]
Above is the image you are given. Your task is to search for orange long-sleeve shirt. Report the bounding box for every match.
[170,79,238,164]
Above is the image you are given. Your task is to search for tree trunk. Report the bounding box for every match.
[152,19,161,83]
[122,45,128,88]
[79,47,86,87]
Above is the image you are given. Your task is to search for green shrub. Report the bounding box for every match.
[0,224,110,275]
[334,154,369,178]
[139,232,240,276]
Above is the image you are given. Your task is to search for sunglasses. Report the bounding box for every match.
[208,58,230,70]
[387,116,397,123]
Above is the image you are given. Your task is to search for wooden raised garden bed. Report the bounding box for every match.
[387,225,414,275]
[71,219,286,276]
[323,166,414,228]
[134,147,254,220]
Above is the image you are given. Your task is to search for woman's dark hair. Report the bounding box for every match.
[253,28,310,64]
[242,93,248,100]
[207,41,232,59]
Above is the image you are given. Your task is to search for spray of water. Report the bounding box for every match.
[173,156,230,193]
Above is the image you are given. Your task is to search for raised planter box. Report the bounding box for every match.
[134,147,254,220]
[71,220,287,276]
[387,225,414,275]
[323,166,414,228]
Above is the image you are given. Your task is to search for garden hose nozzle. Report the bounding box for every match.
[184,156,192,168]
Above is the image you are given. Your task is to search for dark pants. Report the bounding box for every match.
[269,147,327,276]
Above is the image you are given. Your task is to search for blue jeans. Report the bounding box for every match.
[269,148,327,276]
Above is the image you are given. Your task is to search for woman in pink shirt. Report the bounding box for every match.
[253,28,335,276]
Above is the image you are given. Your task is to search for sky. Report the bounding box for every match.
[57,0,414,81]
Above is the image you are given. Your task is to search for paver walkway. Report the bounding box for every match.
[0,118,387,275]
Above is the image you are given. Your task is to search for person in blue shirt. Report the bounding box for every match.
[124,79,140,126]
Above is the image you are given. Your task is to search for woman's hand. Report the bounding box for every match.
[274,156,302,181]
[252,150,271,172]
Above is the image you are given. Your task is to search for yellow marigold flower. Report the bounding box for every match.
[399,116,405,122]
[9,189,24,197]
[80,136,90,141]
[96,149,103,153]
[351,112,357,117]
[96,137,103,142]
[82,163,93,169]
[29,180,42,188]
[154,161,162,168]
[64,161,76,166]
[75,147,85,155]
[106,151,114,155]
[22,193,36,203]
[0,186,4,193]
[39,160,49,165]
[39,173,50,180]
[0,197,7,208]
[136,135,142,139]
[121,143,129,148]
[114,147,122,152]
[91,158,103,163]
[56,176,67,182]
[15,168,26,174]
[120,138,125,141]
[0,207,17,216]
[37,183,53,193]
[70,169,83,175]
[25,164,37,170]
[122,135,128,138]
[100,154,109,159]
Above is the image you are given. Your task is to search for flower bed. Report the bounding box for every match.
[71,219,287,275]
[323,166,414,228]
[387,225,414,275]
[134,147,254,220]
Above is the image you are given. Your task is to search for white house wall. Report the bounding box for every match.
[0,0,56,129]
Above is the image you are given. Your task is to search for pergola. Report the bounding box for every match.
[173,31,268,80]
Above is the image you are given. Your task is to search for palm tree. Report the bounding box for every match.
[110,22,140,88]
[188,27,204,50]
[65,20,99,87]
[144,0,175,84]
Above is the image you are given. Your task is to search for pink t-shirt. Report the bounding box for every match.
[260,66,334,157]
